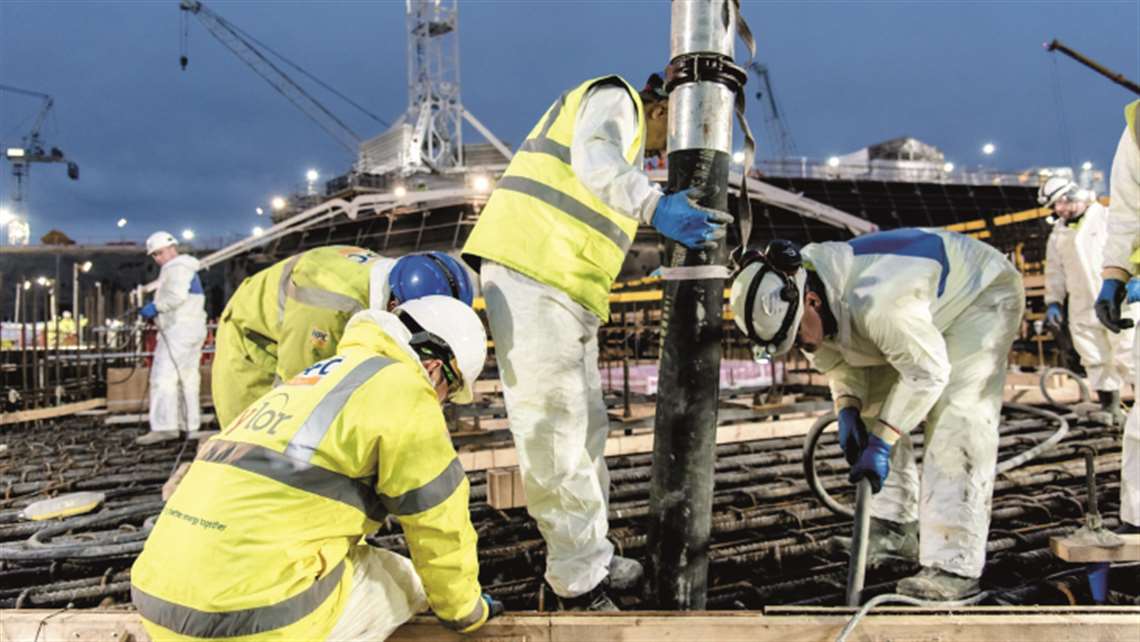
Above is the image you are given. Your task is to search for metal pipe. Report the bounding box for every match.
[845,479,872,606]
[648,0,737,610]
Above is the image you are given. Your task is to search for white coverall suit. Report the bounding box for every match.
[148,254,207,434]
[1044,202,1135,391]
[804,229,1024,578]
[478,86,662,597]
[1103,123,1140,529]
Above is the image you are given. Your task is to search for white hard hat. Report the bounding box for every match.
[146,231,178,255]
[1037,177,1078,208]
[394,295,487,404]
[730,260,807,358]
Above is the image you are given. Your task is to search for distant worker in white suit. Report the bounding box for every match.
[1041,176,1134,424]
[137,231,207,446]
[1094,99,1140,534]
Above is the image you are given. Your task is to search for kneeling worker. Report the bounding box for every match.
[132,296,501,640]
[731,229,1024,600]
[213,245,473,428]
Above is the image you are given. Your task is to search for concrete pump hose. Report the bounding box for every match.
[804,403,1070,518]
[1038,367,1091,406]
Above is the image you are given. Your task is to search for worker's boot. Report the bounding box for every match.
[833,517,919,568]
[557,583,619,612]
[607,555,644,591]
[135,431,180,446]
[1091,390,1126,428]
[1117,522,1140,535]
[896,567,981,601]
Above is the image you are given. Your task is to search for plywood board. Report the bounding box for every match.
[3,608,1139,642]
[1051,533,1140,563]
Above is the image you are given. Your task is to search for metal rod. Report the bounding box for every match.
[648,0,737,610]
[845,479,872,606]
[1046,39,1140,95]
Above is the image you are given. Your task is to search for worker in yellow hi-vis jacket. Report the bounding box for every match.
[212,245,473,429]
[131,296,500,641]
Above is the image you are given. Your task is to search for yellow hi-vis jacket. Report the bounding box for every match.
[131,312,486,641]
[462,76,645,322]
[212,246,383,428]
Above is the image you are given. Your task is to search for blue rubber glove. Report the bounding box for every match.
[849,434,892,493]
[836,407,867,466]
[1095,279,1134,333]
[1045,302,1064,328]
[139,302,158,320]
[1127,278,1140,304]
[651,189,734,250]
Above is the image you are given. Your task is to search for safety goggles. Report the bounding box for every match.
[396,310,464,397]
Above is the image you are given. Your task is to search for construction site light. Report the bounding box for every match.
[471,175,490,193]
[23,281,31,290]
[982,142,996,155]
[251,226,264,237]
[256,207,264,216]
[271,196,287,211]
[732,151,745,164]
[181,229,195,241]
[306,169,319,182]
[393,185,408,199]
[116,218,127,228]
[80,261,93,272]
[5,147,25,158]
[943,162,955,173]
[1081,161,1093,171]
[0,208,11,225]
[35,276,49,286]
[826,156,840,168]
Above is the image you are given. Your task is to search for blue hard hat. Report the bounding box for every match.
[389,252,475,306]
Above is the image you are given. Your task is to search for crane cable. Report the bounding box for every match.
[1049,55,1075,170]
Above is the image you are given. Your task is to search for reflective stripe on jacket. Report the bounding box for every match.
[462,75,645,321]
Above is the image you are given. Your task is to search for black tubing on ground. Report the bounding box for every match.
[803,404,1070,518]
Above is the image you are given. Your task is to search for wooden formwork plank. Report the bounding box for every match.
[0,398,106,426]
[3,609,1139,642]
[456,414,823,472]
[1051,533,1140,562]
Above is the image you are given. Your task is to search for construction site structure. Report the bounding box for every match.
[0,85,80,246]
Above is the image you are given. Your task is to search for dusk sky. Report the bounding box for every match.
[1,1,1137,247]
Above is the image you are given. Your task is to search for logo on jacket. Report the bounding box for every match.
[286,356,344,385]
[338,247,379,264]
[309,327,330,349]
[225,392,293,436]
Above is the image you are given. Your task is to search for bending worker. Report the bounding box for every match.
[131,296,501,640]
[212,245,473,428]
[137,231,207,446]
[463,73,732,610]
[731,229,1024,600]
[1094,99,1140,535]
[1041,176,1133,424]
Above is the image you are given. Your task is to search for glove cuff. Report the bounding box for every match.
[869,419,902,446]
[1102,267,1132,282]
[834,395,862,413]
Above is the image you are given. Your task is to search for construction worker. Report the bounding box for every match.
[212,246,473,428]
[1094,99,1140,534]
[137,231,207,446]
[131,297,501,641]
[1041,176,1134,424]
[731,229,1024,600]
[462,73,732,610]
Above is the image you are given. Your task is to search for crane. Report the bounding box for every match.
[747,62,797,160]
[179,0,389,155]
[1,84,79,245]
